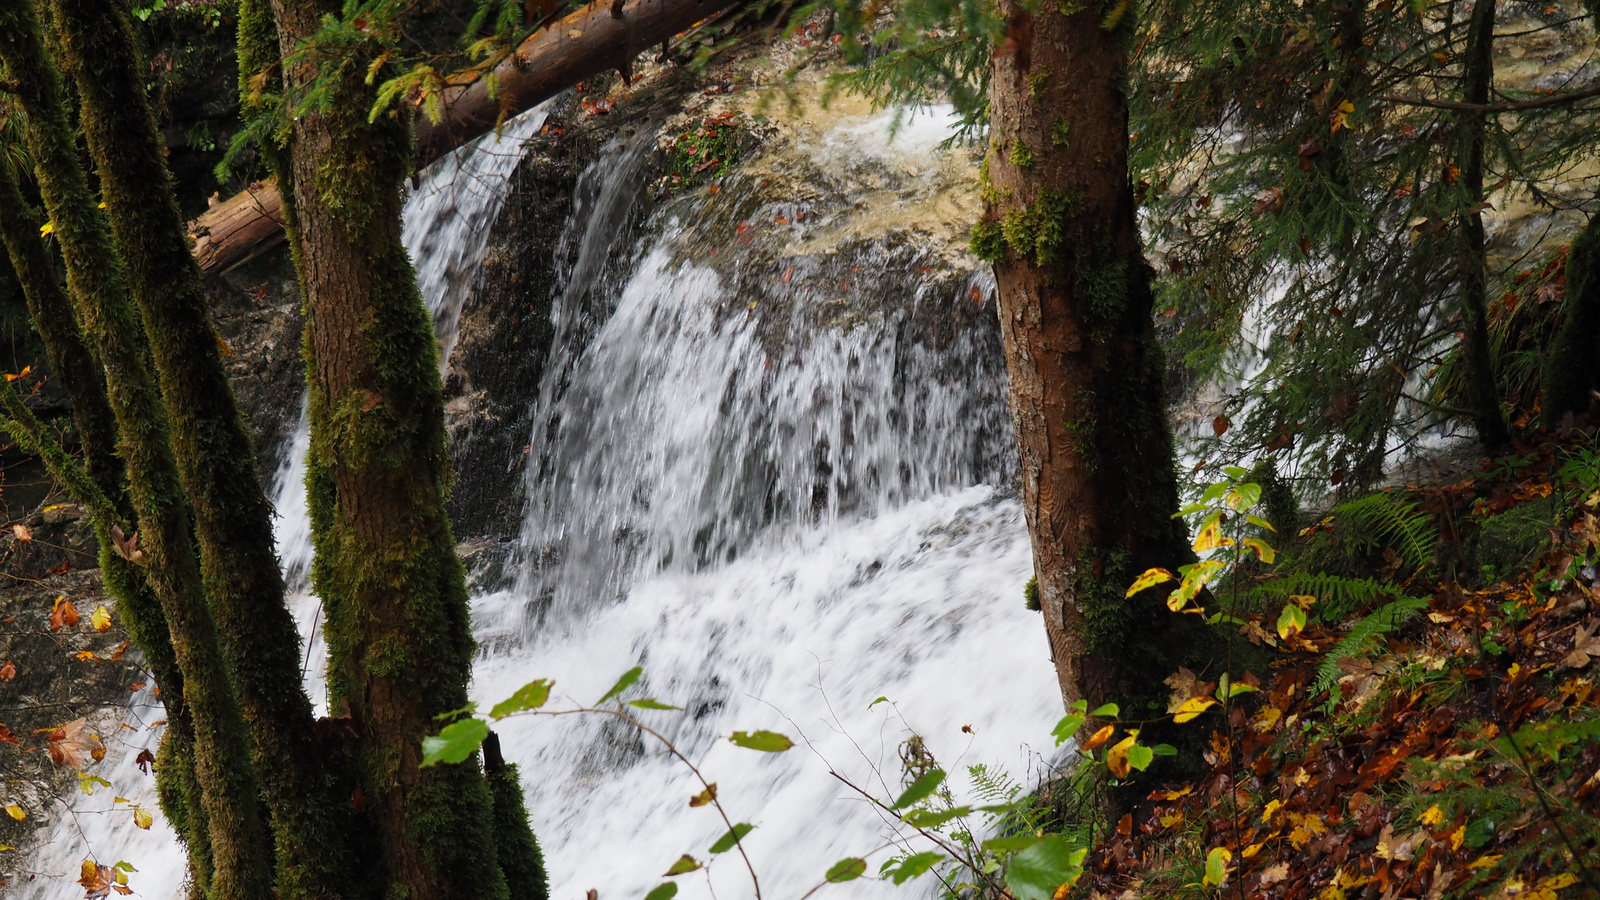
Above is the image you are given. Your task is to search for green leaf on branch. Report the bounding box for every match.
[1089,703,1120,718]
[709,823,754,854]
[892,768,946,809]
[982,834,1043,852]
[663,855,702,876]
[643,883,679,900]
[1230,482,1262,510]
[824,858,867,882]
[1151,743,1178,756]
[596,666,643,705]
[1004,835,1087,900]
[882,851,944,884]
[420,718,489,767]
[1246,514,1277,533]
[728,730,794,752]
[902,805,970,828]
[628,698,681,710]
[490,679,552,718]
[1125,742,1154,772]
[1051,713,1085,745]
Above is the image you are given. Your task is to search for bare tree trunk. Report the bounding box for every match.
[979,0,1216,716]
[189,0,741,273]
[1455,0,1510,452]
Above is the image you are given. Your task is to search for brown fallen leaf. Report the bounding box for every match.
[1164,667,1216,713]
[80,859,113,900]
[135,748,156,774]
[0,660,14,682]
[51,596,80,632]
[12,523,31,543]
[1259,863,1289,886]
[1564,622,1599,668]
[49,717,106,769]
[0,723,20,745]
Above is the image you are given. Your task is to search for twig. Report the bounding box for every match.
[1380,82,1600,113]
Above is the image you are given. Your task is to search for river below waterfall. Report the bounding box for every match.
[18,84,1064,900]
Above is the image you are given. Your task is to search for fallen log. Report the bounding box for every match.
[189,0,743,273]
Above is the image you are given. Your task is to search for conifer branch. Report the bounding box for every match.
[1380,81,1600,113]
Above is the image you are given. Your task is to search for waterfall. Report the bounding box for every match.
[20,102,1065,900]
[476,107,1062,900]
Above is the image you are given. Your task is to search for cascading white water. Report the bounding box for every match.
[22,102,1066,900]
[478,107,1063,900]
[16,105,548,898]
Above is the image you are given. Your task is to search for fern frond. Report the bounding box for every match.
[1244,571,1406,621]
[1312,595,1431,696]
[1333,492,1439,572]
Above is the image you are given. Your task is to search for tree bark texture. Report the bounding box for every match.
[189,0,741,273]
[980,1,1215,715]
[1454,0,1510,453]
[1542,213,1600,426]
[0,159,213,892]
[264,2,513,897]
[47,3,358,897]
[0,4,275,898]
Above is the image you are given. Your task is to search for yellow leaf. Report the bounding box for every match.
[1241,840,1267,858]
[1467,854,1502,870]
[39,221,54,236]
[1420,805,1444,827]
[1192,515,1232,553]
[1172,696,1218,723]
[1449,825,1464,851]
[1538,874,1580,893]
[4,805,23,821]
[1243,538,1276,564]
[1126,567,1176,597]
[1262,799,1283,823]
[1105,734,1136,778]
[91,607,112,633]
[133,807,152,830]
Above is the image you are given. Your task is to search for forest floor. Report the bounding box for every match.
[1068,430,1600,900]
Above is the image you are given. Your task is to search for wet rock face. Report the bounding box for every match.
[444,85,673,540]
[205,251,306,481]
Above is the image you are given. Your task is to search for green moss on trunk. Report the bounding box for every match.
[0,4,274,897]
[48,2,357,896]
[483,734,550,900]
[0,117,216,894]
[262,1,527,895]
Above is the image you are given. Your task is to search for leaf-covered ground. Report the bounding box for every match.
[1076,435,1600,900]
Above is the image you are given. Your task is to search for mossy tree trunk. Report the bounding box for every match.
[46,2,357,896]
[1454,0,1510,454]
[0,3,275,898]
[0,158,215,894]
[262,3,515,897]
[977,0,1217,716]
[1542,214,1600,426]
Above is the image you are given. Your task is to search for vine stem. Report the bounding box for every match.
[518,706,763,900]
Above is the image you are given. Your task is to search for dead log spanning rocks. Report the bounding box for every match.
[187,0,742,272]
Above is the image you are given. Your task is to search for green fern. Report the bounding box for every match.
[1332,492,1439,573]
[1243,571,1406,622]
[1312,595,1431,697]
